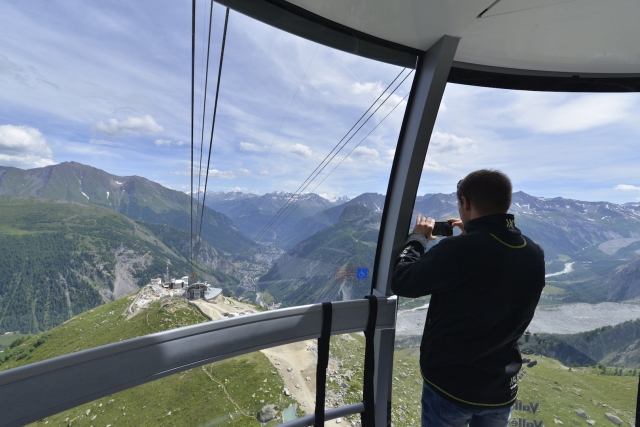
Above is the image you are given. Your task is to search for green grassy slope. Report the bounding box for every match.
[390,349,636,427]
[1,296,297,426]
[3,298,635,427]
[0,333,26,350]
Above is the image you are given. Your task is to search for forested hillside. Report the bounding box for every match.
[524,319,640,367]
[257,205,379,306]
[0,197,237,334]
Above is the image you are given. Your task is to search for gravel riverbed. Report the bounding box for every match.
[396,302,640,336]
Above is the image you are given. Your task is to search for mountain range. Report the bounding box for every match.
[0,162,250,255]
[0,196,239,334]
[0,162,248,333]
[257,204,380,307]
[217,189,640,305]
[3,161,640,333]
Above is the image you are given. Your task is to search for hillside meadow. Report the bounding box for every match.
[1,293,637,427]
[1,295,297,426]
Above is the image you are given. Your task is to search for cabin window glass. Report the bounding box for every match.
[11,333,363,425]
[1,2,407,423]
[394,84,640,426]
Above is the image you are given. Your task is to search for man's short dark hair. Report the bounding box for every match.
[457,169,512,215]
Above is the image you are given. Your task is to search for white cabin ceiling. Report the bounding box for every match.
[285,0,640,75]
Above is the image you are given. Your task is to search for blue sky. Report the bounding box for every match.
[1,1,640,204]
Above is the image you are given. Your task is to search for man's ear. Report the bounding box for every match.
[460,196,472,212]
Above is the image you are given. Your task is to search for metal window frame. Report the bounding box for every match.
[216,0,640,93]
[370,35,460,425]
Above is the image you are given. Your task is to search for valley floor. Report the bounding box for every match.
[396,302,640,336]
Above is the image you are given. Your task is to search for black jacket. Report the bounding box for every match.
[392,214,545,408]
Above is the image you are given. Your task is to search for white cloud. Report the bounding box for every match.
[95,115,163,136]
[615,184,640,191]
[238,168,252,176]
[239,141,264,152]
[90,138,121,147]
[278,143,312,158]
[429,132,476,155]
[259,170,269,176]
[209,169,235,179]
[170,167,235,179]
[386,149,396,161]
[423,159,446,171]
[351,146,380,161]
[508,93,633,134]
[350,81,383,95]
[154,139,185,146]
[0,124,54,168]
[0,53,28,84]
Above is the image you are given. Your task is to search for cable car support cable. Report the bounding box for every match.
[240,68,408,254]
[269,91,411,234]
[242,69,408,252]
[195,7,230,267]
[248,45,319,196]
[190,0,196,273]
[242,69,413,254]
[195,0,215,258]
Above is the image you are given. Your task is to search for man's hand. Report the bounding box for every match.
[414,214,436,240]
[447,218,465,236]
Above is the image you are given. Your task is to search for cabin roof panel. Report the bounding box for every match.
[285,0,640,75]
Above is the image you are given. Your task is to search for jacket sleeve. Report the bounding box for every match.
[391,233,458,298]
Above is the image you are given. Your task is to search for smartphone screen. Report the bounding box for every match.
[432,221,453,236]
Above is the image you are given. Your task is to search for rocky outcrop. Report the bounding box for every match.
[258,404,279,423]
[604,413,622,426]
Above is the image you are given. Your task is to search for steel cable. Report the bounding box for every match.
[195,7,230,265]
[190,0,196,272]
[248,45,319,196]
[195,0,215,251]
[241,69,412,254]
[270,91,411,234]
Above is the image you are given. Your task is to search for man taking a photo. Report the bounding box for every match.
[392,169,545,427]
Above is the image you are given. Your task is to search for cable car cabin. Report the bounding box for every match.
[0,1,639,426]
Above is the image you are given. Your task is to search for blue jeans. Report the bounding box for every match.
[422,382,513,427]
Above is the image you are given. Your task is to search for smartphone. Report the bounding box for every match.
[432,221,453,237]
